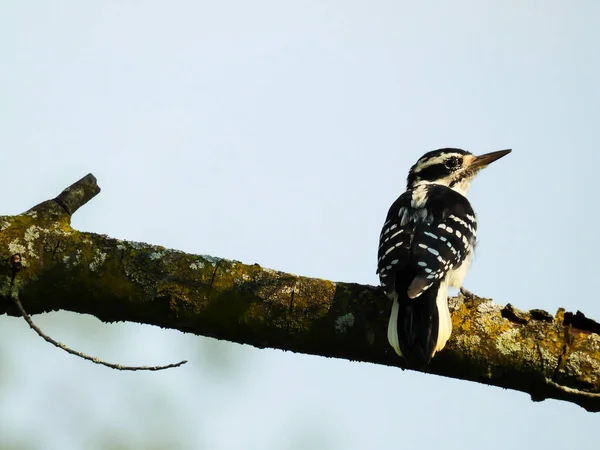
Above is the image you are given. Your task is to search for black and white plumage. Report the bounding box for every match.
[377,148,511,368]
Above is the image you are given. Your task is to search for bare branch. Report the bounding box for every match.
[54,173,101,216]
[5,245,186,371]
[25,173,101,222]
[1,174,599,410]
[545,378,600,400]
[9,290,187,371]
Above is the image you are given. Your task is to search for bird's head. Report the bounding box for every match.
[406,148,511,195]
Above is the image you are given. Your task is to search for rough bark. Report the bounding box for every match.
[1,175,599,411]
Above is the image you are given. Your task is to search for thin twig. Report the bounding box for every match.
[545,378,600,399]
[10,291,187,371]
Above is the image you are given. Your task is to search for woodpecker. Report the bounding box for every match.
[377,148,511,368]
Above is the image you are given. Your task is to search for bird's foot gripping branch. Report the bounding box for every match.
[1,174,599,410]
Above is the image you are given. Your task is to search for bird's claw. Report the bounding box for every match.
[460,287,476,300]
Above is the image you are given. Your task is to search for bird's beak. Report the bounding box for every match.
[469,149,512,170]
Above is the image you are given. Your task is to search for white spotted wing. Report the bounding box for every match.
[377,185,477,299]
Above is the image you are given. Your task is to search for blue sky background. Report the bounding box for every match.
[1,1,599,449]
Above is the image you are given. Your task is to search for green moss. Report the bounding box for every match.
[2,202,600,411]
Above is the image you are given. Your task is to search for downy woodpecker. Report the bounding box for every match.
[377,148,511,368]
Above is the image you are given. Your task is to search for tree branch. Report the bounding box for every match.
[25,173,101,222]
[1,175,599,411]
[9,288,187,371]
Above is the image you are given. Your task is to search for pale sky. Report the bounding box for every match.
[1,1,599,449]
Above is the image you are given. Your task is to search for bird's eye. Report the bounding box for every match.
[445,157,460,169]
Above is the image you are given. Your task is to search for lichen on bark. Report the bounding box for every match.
[1,174,599,411]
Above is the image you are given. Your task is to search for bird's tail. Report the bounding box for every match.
[387,282,451,368]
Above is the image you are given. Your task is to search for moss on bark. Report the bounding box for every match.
[1,174,599,411]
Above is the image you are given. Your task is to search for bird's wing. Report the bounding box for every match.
[406,187,477,299]
[377,186,477,299]
[376,192,415,295]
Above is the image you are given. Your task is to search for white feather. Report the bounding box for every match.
[430,253,474,354]
[387,256,469,359]
[449,176,474,197]
[410,185,429,208]
[432,280,452,355]
[447,252,473,288]
[387,294,402,357]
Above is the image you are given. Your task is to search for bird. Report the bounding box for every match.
[376,148,511,368]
